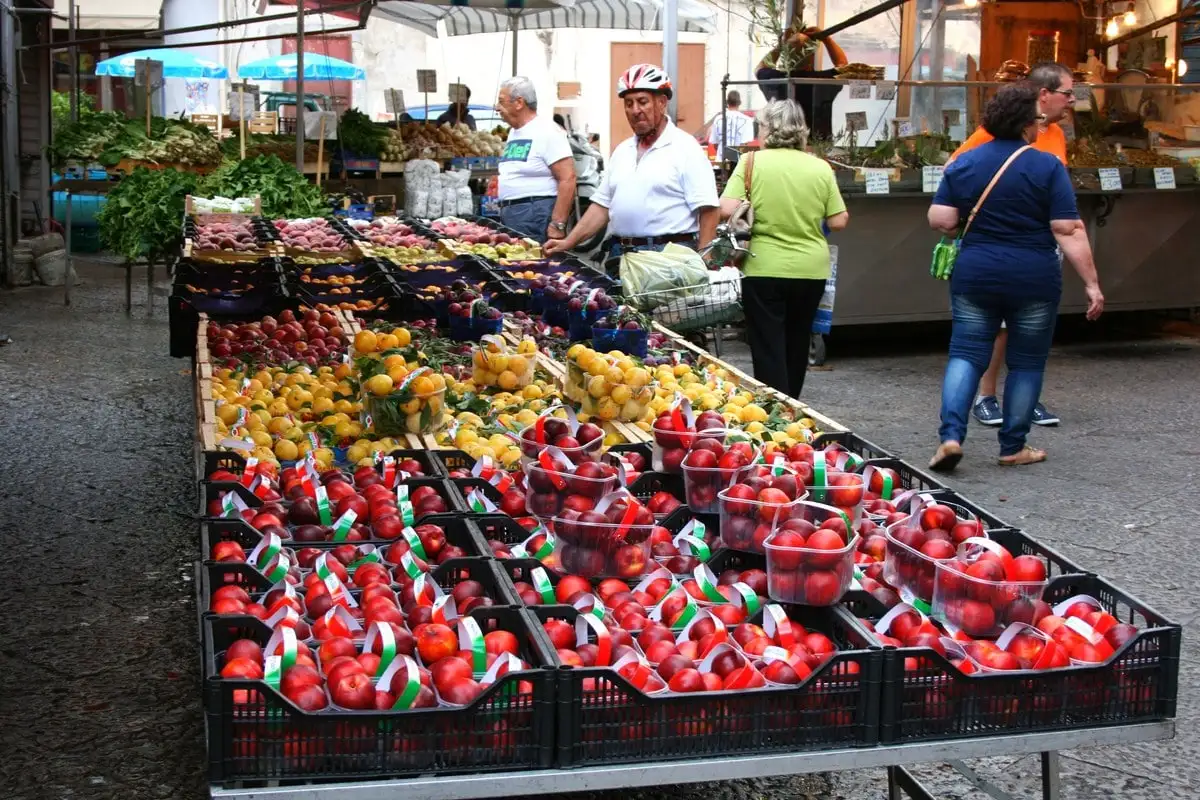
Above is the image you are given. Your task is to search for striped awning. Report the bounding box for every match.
[373,0,717,37]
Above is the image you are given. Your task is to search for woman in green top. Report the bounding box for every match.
[719,99,849,399]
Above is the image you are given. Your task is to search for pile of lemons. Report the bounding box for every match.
[563,345,656,423]
[353,328,449,434]
[471,336,537,391]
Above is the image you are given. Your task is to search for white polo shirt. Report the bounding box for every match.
[592,119,719,237]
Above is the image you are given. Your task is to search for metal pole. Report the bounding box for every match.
[295,3,305,174]
[663,0,679,121]
[68,0,77,121]
[511,16,518,76]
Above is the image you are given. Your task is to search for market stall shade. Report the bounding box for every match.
[53,0,163,30]
[236,53,367,81]
[94,48,229,80]
[373,0,714,37]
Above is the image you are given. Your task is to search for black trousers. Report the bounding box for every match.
[741,276,826,399]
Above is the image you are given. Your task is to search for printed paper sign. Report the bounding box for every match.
[448,82,469,104]
[385,89,405,114]
[875,81,896,100]
[417,70,437,93]
[1098,168,1122,191]
[1153,167,1176,190]
[844,111,867,131]
[848,80,872,100]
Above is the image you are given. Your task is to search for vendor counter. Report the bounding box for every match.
[827,182,1200,325]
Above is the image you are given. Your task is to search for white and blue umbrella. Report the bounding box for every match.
[236,53,366,81]
[94,47,229,79]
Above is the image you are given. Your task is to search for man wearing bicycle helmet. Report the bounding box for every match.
[544,64,719,273]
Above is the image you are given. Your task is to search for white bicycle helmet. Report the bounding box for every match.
[617,64,673,99]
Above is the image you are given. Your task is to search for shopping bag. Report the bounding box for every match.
[812,245,837,334]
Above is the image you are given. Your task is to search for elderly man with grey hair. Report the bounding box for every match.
[494,76,576,241]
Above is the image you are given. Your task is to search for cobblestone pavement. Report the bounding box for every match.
[0,264,1191,800]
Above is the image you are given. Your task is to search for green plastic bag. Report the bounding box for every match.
[930,236,960,281]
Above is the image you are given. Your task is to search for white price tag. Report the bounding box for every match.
[864,169,891,195]
[848,80,873,100]
[416,69,437,93]
[1098,168,1122,191]
[922,165,945,194]
[875,81,896,101]
[1153,167,1176,190]
[844,111,868,132]
[448,82,469,104]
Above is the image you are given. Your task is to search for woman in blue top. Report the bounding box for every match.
[927,84,1104,470]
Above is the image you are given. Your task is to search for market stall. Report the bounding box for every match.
[712,0,1200,326]
[183,193,1178,800]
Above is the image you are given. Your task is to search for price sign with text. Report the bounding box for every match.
[864,169,891,195]
[875,81,896,100]
[922,165,944,193]
[1073,85,1092,103]
[848,80,872,100]
[448,82,469,104]
[385,89,406,115]
[1098,168,1122,192]
[417,70,437,93]
[1153,167,1176,190]
[845,111,867,132]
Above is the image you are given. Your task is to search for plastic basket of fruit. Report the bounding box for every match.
[472,335,537,390]
[562,347,656,423]
[359,367,449,436]
[523,448,621,519]
[529,601,879,768]
[516,409,606,464]
[764,503,861,606]
[203,607,556,786]
[843,572,1180,745]
[548,490,655,579]
[680,430,763,514]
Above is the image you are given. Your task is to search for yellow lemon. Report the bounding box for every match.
[596,397,619,420]
[384,354,407,371]
[604,366,625,386]
[497,370,520,391]
[522,384,543,401]
[250,430,273,448]
[312,397,335,415]
[334,363,353,381]
[376,333,400,351]
[387,365,409,385]
[740,404,768,423]
[366,374,394,396]
[587,375,609,399]
[274,439,299,460]
[334,399,355,414]
[500,447,522,468]
[411,376,436,397]
[216,404,240,425]
[610,384,632,405]
[745,421,766,435]
[506,355,528,376]
[391,327,412,347]
[517,338,537,354]
[354,330,378,353]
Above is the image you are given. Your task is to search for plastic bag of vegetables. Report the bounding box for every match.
[619,243,709,310]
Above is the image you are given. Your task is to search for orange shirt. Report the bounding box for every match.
[950,123,1068,165]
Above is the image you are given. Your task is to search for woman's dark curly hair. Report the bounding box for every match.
[981,83,1040,140]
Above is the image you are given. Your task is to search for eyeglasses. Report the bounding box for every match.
[1051,89,1074,97]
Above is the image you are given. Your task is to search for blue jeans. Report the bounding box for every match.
[499,197,556,240]
[940,293,1058,456]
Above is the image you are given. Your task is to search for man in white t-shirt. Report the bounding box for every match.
[544,64,719,272]
[495,76,576,241]
[708,91,754,152]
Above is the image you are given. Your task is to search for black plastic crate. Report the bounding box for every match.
[380,448,447,478]
[862,457,947,494]
[201,556,520,616]
[430,449,475,476]
[199,513,491,571]
[843,573,1179,744]
[813,431,895,461]
[527,603,880,767]
[627,471,685,511]
[201,479,262,517]
[204,607,556,786]
[449,477,506,512]
[200,450,250,482]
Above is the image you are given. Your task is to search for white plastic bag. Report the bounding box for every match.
[620,243,709,309]
[426,190,443,218]
[411,190,429,219]
[456,187,475,215]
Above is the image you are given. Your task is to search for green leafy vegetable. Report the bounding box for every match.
[98,167,198,262]
[338,108,387,158]
[199,155,328,218]
[48,112,221,168]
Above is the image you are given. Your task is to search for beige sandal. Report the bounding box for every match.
[929,441,963,473]
[998,446,1047,466]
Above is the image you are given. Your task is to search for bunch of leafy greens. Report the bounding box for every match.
[200,155,328,218]
[220,134,320,162]
[98,167,198,262]
[48,112,221,167]
[338,108,387,158]
[51,91,95,132]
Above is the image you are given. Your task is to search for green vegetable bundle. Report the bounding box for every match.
[98,167,198,262]
[199,155,328,218]
[338,108,387,158]
[48,112,222,168]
